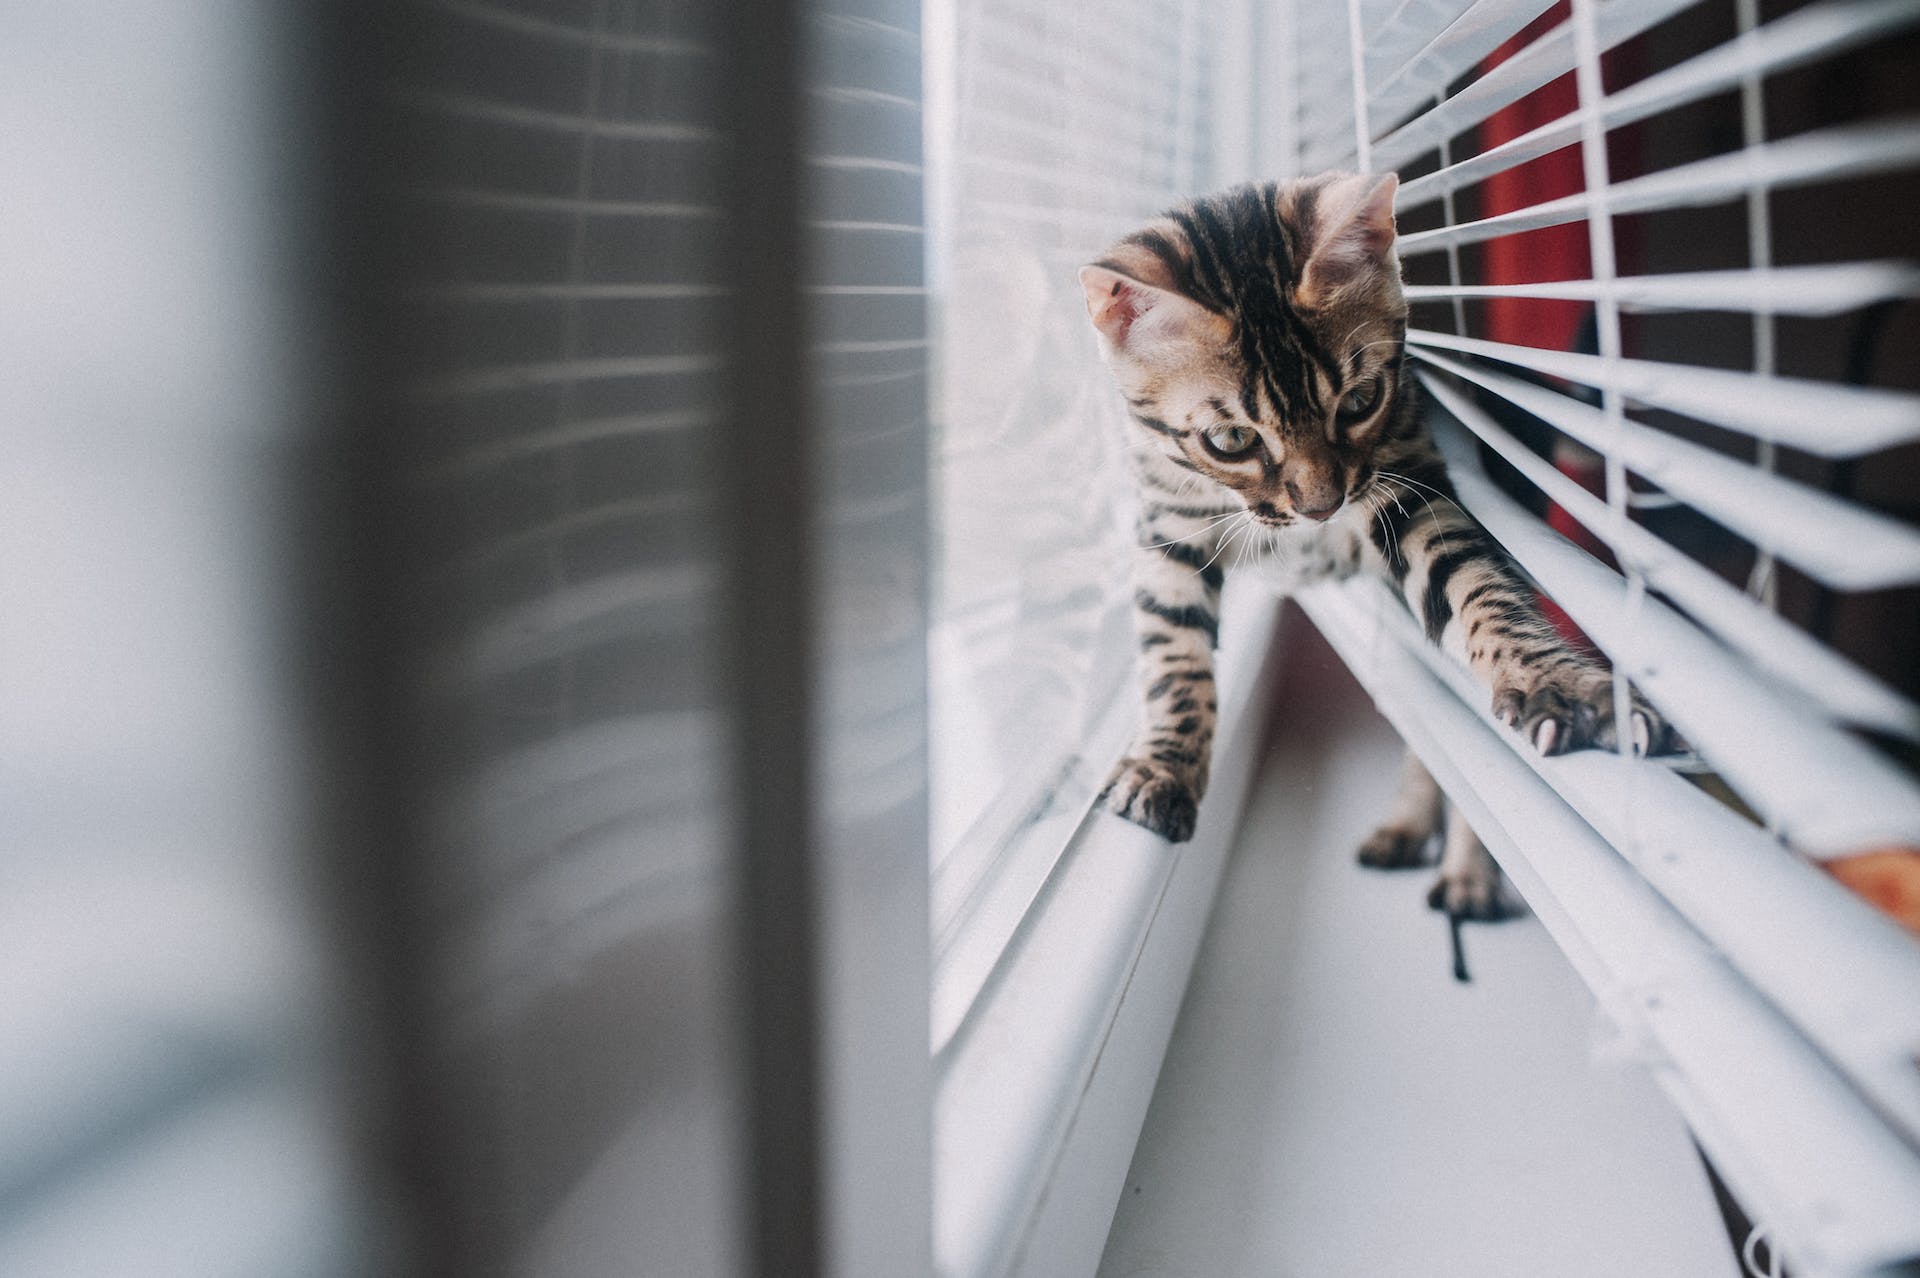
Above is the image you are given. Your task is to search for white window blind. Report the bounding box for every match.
[1281,1,1920,1274]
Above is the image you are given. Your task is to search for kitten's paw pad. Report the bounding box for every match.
[1356,823,1435,869]
[1493,668,1676,758]
[1099,757,1200,843]
[1427,865,1511,921]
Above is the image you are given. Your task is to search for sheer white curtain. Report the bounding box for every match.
[925,0,1215,934]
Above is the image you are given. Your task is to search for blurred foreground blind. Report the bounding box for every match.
[380,2,744,1271]
[6,0,931,1273]
[373,0,928,1274]
[1280,0,1920,1274]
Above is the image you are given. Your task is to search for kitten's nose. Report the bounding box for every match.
[1296,500,1342,522]
[1286,479,1343,522]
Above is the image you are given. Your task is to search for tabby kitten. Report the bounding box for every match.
[1080,172,1672,916]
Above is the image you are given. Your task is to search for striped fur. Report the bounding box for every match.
[1080,174,1672,905]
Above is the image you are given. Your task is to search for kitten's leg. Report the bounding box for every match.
[1427,802,1508,920]
[1356,749,1442,868]
[1370,463,1674,756]
[1097,512,1226,843]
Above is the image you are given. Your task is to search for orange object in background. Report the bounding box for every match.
[1824,850,1920,937]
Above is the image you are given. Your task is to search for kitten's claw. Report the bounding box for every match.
[1099,756,1201,843]
[1427,864,1510,921]
[1357,823,1435,869]
[1496,666,1676,759]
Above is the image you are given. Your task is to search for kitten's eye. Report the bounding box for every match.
[1338,377,1383,424]
[1201,423,1259,458]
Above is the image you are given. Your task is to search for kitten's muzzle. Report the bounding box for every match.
[1283,460,1346,522]
[1294,498,1343,522]
[1285,478,1344,522]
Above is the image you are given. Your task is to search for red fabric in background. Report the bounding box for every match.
[1478,3,1591,356]
[1475,1,1619,647]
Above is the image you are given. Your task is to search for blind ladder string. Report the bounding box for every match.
[1433,92,1469,338]
[1346,0,1373,171]
[1568,0,1649,845]
[1736,0,1781,608]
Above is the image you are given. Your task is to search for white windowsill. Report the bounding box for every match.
[932,582,1286,1278]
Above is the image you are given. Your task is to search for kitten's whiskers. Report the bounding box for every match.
[1140,508,1244,550]
[1374,469,1466,556]
[1233,518,1270,570]
[1198,512,1253,576]
[1364,487,1406,567]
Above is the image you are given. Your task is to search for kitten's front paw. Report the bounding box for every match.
[1356,821,1435,869]
[1427,861,1510,920]
[1491,664,1674,758]
[1099,756,1201,842]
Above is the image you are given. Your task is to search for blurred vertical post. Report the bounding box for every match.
[719,0,934,1271]
[717,0,827,1261]
[796,1,934,1272]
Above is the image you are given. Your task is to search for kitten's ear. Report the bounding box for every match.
[1079,264,1218,356]
[1296,172,1399,308]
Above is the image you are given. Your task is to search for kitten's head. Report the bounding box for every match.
[1080,173,1408,526]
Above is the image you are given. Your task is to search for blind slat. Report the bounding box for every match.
[430,0,711,53]
[394,87,719,141]
[1425,415,1920,854]
[410,355,723,399]
[1416,350,1920,590]
[1420,372,1920,742]
[1402,261,1920,315]
[1303,580,1920,1278]
[1361,0,1466,84]
[1396,0,1920,211]
[1331,569,1920,1153]
[1368,0,1561,130]
[1361,0,1481,79]
[1400,118,1920,256]
[1408,327,1920,456]
[1370,0,1695,169]
[408,188,722,217]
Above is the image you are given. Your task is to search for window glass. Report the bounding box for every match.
[925,0,1217,870]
